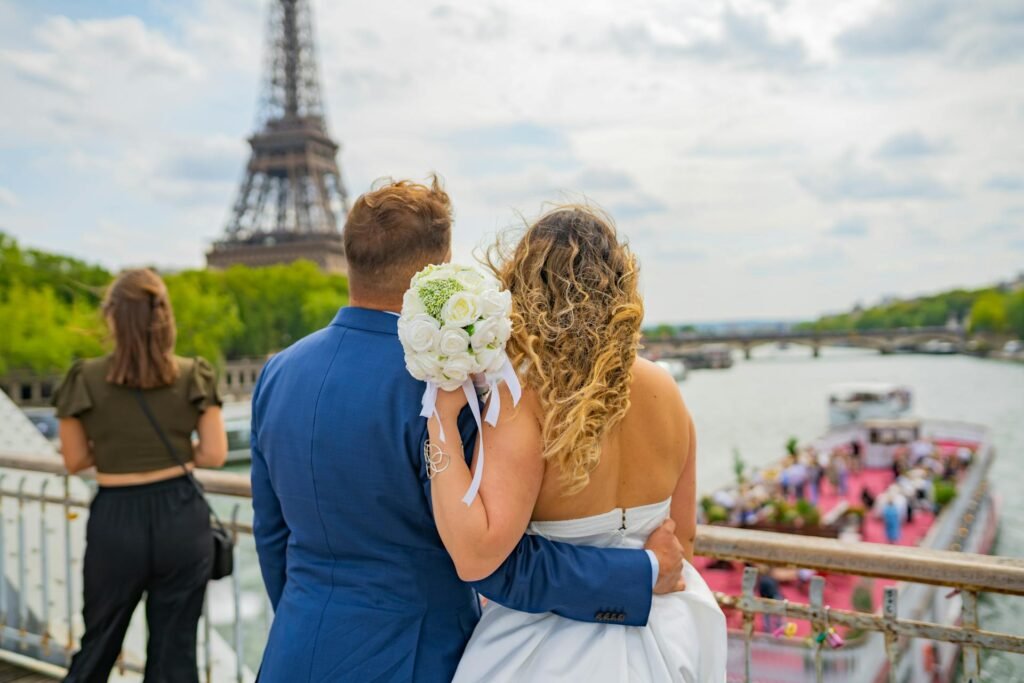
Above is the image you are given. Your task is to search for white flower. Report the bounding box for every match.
[440,291,481,328]
[479,288,512,318]
[438,326,471,356]
[474,346,501,373]
[398,314,440,354]
[493,316,512,343]
[406,353,442,382]
[401,288,427,317]
[454,266,487,291]
[484,350,509,376]
[438,353,476,389]
[470,317,503,351]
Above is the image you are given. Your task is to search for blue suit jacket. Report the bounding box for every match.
[251,307,652,682]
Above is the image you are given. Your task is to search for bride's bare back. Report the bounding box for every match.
[532,357,695,524]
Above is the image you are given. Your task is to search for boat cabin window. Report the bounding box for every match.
[869,426,918,444]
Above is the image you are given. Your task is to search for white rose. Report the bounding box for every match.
[470,317,502,351]
[406,353,442,382]
[454,266,487,291]
[493,316,512,343]
[401,288,427,316]
[440,291,481,328]
[399,313,440,354]
[484,350,509,376]
[438,326,471,356]
[438,353,476,389]
[474,346,501,372]
[479,288,512,318]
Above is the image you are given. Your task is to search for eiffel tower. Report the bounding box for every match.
[207,0,349,273]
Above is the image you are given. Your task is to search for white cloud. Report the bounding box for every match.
[0,186,17,208]
[0,0,1023,322]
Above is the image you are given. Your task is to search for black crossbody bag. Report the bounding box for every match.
[134,389,234,580]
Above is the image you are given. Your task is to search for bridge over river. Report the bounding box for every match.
[644,325,970,359]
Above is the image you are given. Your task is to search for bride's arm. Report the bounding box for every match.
[429,384,545,581]
[669,410,698,562]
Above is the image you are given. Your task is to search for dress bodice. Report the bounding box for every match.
[528,499,672,550]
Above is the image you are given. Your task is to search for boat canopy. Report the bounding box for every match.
[828,382,910,402]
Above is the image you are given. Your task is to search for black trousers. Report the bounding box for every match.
[64,476,212,683]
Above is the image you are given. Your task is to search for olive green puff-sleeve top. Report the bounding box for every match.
[52,355,222,474]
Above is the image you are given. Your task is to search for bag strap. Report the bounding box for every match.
[133,388,228,532]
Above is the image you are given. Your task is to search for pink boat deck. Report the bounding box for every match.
[697,466,943,636]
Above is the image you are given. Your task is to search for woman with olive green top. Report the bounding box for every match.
[53,268,227,683]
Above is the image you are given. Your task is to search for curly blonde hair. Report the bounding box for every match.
[488,204,644,494]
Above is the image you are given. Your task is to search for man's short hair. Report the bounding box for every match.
[343,175,452,298]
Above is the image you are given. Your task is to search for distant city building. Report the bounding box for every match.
[207,0,349,274]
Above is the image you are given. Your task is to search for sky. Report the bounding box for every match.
[0,0,1022,323]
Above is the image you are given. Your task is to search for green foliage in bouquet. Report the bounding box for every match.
[418,278,464,319]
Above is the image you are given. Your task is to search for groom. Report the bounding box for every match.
[251,176,686,681]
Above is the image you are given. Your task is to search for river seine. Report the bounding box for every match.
[683,345,1024,679]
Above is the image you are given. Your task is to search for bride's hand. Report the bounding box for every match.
[435,385,470,419]
[646,519,687,594]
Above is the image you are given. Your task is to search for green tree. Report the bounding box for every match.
[968,291,1008,333]
[165,271,244,365]
[0,234,350,375]
[1006,289,1024,339]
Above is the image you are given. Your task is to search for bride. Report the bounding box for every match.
[428,205,727,682]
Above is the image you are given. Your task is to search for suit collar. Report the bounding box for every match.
[331,306,399,335]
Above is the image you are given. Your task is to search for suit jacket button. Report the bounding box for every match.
[595,611,604,621]
[617,614,626,623]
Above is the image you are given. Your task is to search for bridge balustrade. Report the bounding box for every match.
[0,451,1019,682]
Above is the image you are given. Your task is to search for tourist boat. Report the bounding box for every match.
[697,385,999,682]
[654,358,688,382]
[223,401,253,464]
[827,382,912,427]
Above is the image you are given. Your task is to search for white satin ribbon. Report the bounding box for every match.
[419,358,523,506]
[419,381,443,442]
[484,359,522,427]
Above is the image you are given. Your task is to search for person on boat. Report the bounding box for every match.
[807,454,824,505]
[910,437,933,466]
[956,446,973,469]
[783,457,808,501]
[834,452,850,496]
[756,566,783,631]
[848,439,863,472]
[882,495,903,544]
[881,496,901,543]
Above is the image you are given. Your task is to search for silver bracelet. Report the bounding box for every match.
[424,440,453,479]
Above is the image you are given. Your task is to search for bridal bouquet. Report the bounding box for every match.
[398,263,522,504]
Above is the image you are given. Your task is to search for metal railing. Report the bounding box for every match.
[0,452,264,682]
[0,451,1022,682]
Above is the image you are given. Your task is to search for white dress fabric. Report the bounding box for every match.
[453,499,727,683]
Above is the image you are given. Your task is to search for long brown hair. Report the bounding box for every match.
[102,269,179,389]
[488,205,643,494]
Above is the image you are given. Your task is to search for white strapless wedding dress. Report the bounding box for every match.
[453,499,727,682]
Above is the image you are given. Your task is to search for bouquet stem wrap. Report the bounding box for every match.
[420,357,522,505]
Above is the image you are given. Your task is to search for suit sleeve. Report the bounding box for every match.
[250,371,289,610]
[471,534,654,627]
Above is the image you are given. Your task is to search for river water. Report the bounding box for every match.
[683,345,1024,679]
[220,347,1024,678]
